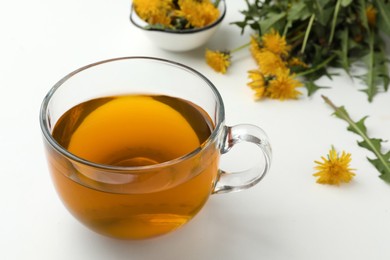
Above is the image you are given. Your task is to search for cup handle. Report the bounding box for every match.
[212,124,272,194]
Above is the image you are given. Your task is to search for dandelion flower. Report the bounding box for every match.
[256,50,286,76]
[289,57,309,69]
[313,147,356,185]
[247,70,266,100]
[205,49,231,74]
[366,4,377,27]
[266,69,302,100]
[178,0,220,28]
[250,35,262,64]
[261,29,291,57]
[133,0,172,26]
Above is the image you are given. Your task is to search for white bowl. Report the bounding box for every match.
[130,0,226,52]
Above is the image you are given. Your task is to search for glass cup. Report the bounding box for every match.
[40,57,272,239]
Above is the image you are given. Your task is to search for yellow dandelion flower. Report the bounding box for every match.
[205,49,231,74]
[313,147,356,185]
[266,69,302,100]
[178,0,220,28]
[133,0,173,26]
[366,4,377,27]
[250,35,262,64]
[247,69,266,100]
[289,57,309,69]
[261,29,291,57]
[257,50,286,76]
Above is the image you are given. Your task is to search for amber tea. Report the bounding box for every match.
[48,94,219,239]
[41,57,272,240]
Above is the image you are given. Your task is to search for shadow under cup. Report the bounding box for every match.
[40,57,272,239]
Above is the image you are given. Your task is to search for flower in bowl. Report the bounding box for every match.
[130,0,226,52]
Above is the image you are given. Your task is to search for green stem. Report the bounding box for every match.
[300,14,315,54]
[289,31,305,43]
[322,95,390,174]
[328,0,341,45]
[282,23,289,37]
[366,29,375,102]
[214,0,221,8]
[231,42,251,53]
[296,54,337,77]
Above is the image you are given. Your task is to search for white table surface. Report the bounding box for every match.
[1,1,390,259]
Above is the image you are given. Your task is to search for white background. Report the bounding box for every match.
[1,0,390,259]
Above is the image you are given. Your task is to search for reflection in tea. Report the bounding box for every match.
[48,95,219,239]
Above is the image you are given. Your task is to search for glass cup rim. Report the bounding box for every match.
[39,56,226,172]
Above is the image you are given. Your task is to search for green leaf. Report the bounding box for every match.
[377,43,390,91]
[322,96,390,182]
[231,21,248,33]
[379,171,390,182]
[347,116,368,135]
[375,0,390,35]
[259,12,286,34]
[334,28,350,73]
[361,31,376,102]
[316,7,334,26]
[287,1,311,21]
[305,0,328,18]
[358,0,370,31]
[332,105,350,121]
[341,0,353,7]
[304,81,329,96]
[145,24,169,30]
[369,151,390,177]
[305,0,334,26]
[358,138,384,152]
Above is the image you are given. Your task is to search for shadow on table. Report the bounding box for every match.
[70,196,284,260]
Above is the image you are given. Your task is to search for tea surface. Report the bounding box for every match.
[53,95,213,166]
[49,94,219,239]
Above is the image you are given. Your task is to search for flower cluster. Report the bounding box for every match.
[229,0,389,102]
[206,0,389,102]
[205,30,305,100]
[133,0,220,30]
[247,31,304,100]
